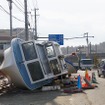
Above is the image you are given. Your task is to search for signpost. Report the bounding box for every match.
[48,34,64,45]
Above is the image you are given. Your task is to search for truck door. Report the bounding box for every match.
[36,44,52,75]
[45,43,61,75]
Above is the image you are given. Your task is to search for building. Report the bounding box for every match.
[0,28,34,64]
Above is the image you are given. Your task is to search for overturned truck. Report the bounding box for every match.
[0,38,68,90]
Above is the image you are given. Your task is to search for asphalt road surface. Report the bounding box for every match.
[0,69,105,105]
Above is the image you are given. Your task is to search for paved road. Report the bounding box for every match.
[0,69,105,105]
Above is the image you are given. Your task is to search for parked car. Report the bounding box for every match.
[97,59,105,77]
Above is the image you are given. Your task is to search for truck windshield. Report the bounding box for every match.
[81,59,93,65]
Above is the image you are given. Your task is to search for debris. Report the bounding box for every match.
[92,72,98,83]
[42,85,61,91]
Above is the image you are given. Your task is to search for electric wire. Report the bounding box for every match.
[0,0,35,40]
[27,0,36,34]
[13,0,35,31]
[12,1,24,14]
[14,0,24,9]
[0,5,25,23]
[1,0,38,36]
[15,29,24,36]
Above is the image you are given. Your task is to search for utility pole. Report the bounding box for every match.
[84,32,89,58]
[24,0,28,41]
[34,8,39,40]
[7,0,12,36]
[84,32,94,58]
[89,42,92,57]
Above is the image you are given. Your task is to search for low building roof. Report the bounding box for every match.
[0,35,17,42]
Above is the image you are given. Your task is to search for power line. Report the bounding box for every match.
[15,29,24,36]
[64,36,94,40]
[14,0,24,9]
[13,1,24,14]
[13,0,35,28]
[0,5,25,23]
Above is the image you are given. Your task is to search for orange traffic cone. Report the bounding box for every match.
[85,69,90,82]
[82,70,94,89]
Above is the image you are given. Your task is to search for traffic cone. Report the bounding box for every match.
[85,69,90,82]
[63,75,83,93]
[82,69,95,89]
[92,72,98,83]
[76,75,83,92]
[77,75,82,89]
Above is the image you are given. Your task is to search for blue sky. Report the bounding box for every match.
[0,0,105,46]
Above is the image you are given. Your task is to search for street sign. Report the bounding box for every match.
[48,34,64,45]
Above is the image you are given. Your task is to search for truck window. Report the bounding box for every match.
[27,61,44,81]
[46,45,55,58]
[22,42,37,61]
